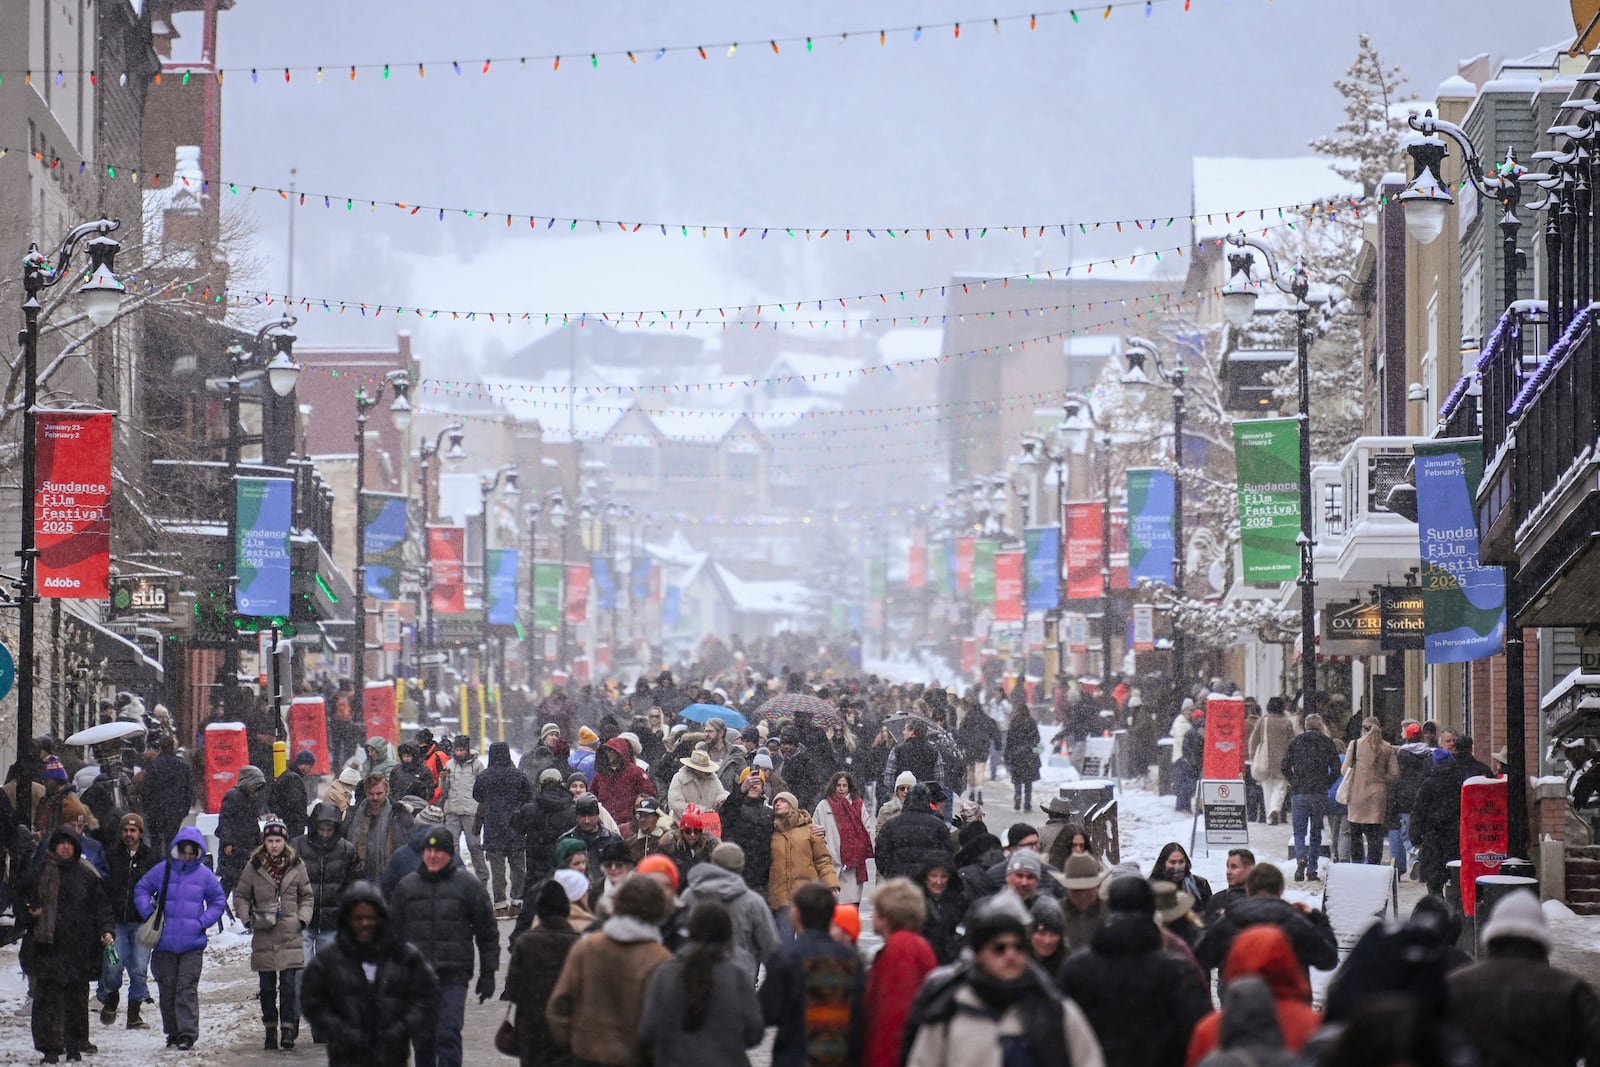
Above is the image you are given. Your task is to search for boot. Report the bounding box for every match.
[264,1021,279,1050]
[126,1002,146,1030]
[281,1024,297,1051]
[1294,859,1306,882]
[99,990,118,1026]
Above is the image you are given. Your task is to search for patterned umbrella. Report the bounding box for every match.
[754,692,843,731]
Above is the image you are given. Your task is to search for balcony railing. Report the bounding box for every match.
[1477,300,1550,467]
[1508,303,1600,532]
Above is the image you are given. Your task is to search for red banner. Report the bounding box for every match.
[1111,507,1129,591]
[565,563,591,625]
[1063,502,1105,601]
[1202,695,1247,781]
[907,545,926,590]
[1460,776,1509,916]
[649,564,662,604]
[955,537,975,592]
[36,411,112,598]
[428,525,466,614]
[993,551,1024,622]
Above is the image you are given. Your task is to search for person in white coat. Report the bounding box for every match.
[812,772,875,904]
[668,748,729,819]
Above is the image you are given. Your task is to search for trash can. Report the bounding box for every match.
[1472,873,1541,958]
[1156,738,1174,796]
[1055,780,1117,820]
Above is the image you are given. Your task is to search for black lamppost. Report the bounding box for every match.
[549,492,569,669]
[416,423,466,694]
[351,370,412,718]
[17,218,123,809]
[1221,233,1317,707]
[1400,108,1531,860]
[1121,336,1188,690]
[221,319,300,717]
[524,495,543,687]
[1063,395,1115,682]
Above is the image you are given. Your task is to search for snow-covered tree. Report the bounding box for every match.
[1309,34,1412,202]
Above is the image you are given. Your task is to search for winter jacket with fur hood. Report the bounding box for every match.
[766,802,838,909]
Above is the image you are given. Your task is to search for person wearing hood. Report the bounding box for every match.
[232,816,316,1050]
[301,881,440,1067]
[863,879,938,1067]
[916,856,970,965]
[515,768,578,885]
[342,772,415,877]
[903,895,1105,1067]
[18,827,114,1063]
[138,734,193,858]
[390,827,499,1067]
[291,800,363,1040]
[548,875,673,1067]
[640,900,765,1067]
[1185,925,1321,1066]
[362,736,398,780]
[1192,977,1292,1067]
[876,783,953,881]
[504,879,583,1067]
[438,734,490,889]
[1193,863,1337,976]
[1058,876,1211,1067]
[667,747,729,820]
[593,736,658,833]
[766,791,839,923]
[474,740,533,910]
[380,817,463,897]
[217,763,269,896]
[1446,889,1600,1067]
[389,742,437,803]
[676,842,780,980]
[134,826,227,1050]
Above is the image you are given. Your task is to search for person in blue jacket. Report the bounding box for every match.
[134,826,227,1050]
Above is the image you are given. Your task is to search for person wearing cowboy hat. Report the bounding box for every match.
[667,746,729,819]
[1151,879,1203,949]
[1054,853,1108,952]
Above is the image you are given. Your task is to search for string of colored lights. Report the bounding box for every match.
[0,0,1267,85]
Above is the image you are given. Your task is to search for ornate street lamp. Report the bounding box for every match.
[351,370,412,717]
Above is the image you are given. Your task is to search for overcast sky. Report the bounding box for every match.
[191,0,1575,379]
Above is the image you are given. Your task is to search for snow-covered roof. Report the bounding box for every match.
[712,564,816,616]
[1192,157,1362,240]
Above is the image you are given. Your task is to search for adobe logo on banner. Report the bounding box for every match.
[35,411,112,599]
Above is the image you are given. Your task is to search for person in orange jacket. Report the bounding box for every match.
[1185,924,1321,1067]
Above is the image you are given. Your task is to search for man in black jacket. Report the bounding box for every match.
[217,764,269,896]
[875,784,953,880]
[1280,715,1342,883]
[774,727,829,810]
[97,813,157,1029]
[302,881,439,1067]
[389,828,497,1067]
[886,718,944,792]
[269,751,317,840]
[138,735,193,857]
[1058,876,1212,1067]
[513,769,577,884]
[1194,862,1338,975]
[292,800,365,1028]
[555,793,623,885]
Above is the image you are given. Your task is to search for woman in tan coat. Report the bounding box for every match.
[1342,717,1398,865]
[766,791,838,916]
[1248,698,1298,824]
[232,816,315,1050]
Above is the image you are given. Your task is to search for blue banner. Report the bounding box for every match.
[631,557,652,603]
[361,493,408,600]
[486,548,519,627]
[236,477,293,617]
[662,586,681,626]
[1024,527,1061,611]
[592,555,615,611]
[1126,469,1175,587]
[1414,439,1506,664]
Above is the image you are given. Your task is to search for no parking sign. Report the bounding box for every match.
[1201,779,1249,846]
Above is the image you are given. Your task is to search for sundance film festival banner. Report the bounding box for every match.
[971,539,997,605]
[533,562,562,632]
[428,526,466,614]
[1127,468,1175,587]
[361,492,408,600]
[955,537,975,593]
[1024,527,1061,611]
[1063,502,1105,601]
[994,550,1024,622]
[486,548,519,627]
[1233,418,1301,584]
[235,477,292,616]
[1414,439,1506,663]
[565,563,591,625]
[36,410,112,599]
[907,544,926,590]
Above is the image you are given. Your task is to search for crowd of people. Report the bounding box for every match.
[0,648,1597,1066]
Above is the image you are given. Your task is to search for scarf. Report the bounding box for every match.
[261,847,292,888]
[828,795,874,884]
[357,804,394,874]
[33,849,76,945]
[963,964,1071,1067]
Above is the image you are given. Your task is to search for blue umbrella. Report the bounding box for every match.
[678,703,748,731]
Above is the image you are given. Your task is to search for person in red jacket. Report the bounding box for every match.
[862,878,938,1067]
[591,737,657,836]
[1185,924,1321,1066]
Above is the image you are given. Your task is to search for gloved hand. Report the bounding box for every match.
[476,972,496,1004]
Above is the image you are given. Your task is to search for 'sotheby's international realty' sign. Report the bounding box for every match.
[36,411,112,598]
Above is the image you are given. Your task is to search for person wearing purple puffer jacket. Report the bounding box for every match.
[134,826,227,1050]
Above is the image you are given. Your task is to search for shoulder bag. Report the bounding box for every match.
[494,1003,517,1056]
[1334,741,1356,806]
[134,859,173,950]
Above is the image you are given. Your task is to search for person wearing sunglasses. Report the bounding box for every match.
[902,896,1107,1067]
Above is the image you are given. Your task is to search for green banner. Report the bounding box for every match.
[869,559,887,599]
[1233,418,1302,584]
[972,539,997,604]
[930,538,949,591]
[532,562,562,632]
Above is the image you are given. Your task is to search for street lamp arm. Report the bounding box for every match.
[1408,111,1524,206]
[254,316,297,348]
[22,218,121,297]
[1224,232,1308,304]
